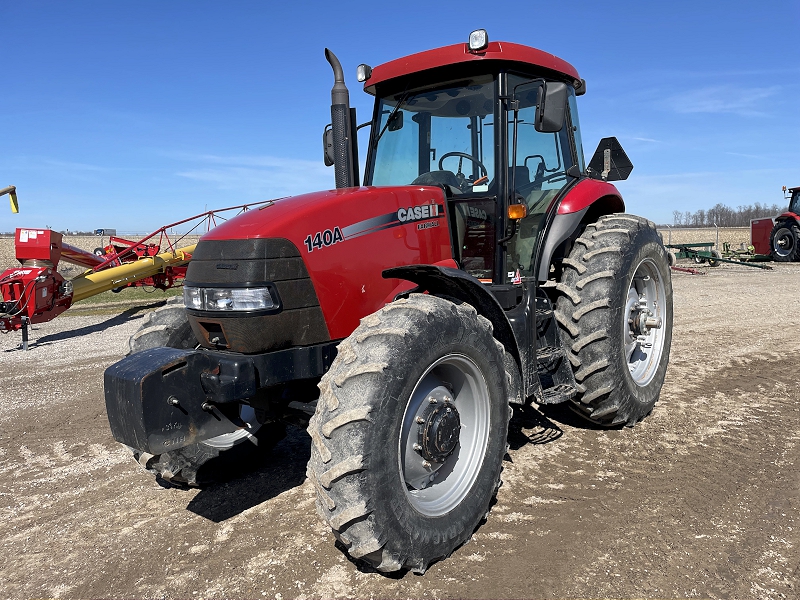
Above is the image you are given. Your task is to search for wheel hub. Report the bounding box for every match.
[624,262,668,387]
[628,305,662,337]
[417,396,460,463]
[399,354,491,515]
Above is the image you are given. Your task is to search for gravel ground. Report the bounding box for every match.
[0,261,798,599]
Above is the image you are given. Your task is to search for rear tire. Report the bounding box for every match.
[307,294,510,573]
[126,301,285,487]
[555,214,673,426]
[770,221,800,262]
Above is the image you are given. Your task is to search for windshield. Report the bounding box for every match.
[368,76,496,195]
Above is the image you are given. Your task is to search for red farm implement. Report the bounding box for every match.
[0,200,271,349]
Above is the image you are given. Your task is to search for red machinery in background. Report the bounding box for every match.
[1,201,271,349]
[751,217,775,255]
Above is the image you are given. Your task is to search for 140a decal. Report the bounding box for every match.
[304,227,344,252]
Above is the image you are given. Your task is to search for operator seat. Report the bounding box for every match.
[412,170,461,192]
[487,165,531,196]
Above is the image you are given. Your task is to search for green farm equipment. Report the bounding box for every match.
[666,242,772,270]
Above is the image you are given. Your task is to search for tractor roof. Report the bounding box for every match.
[364,41,580,95]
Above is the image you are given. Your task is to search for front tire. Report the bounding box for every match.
[126,301,285,487]
[555,214,673,426]
[307,294,510,573]
[770,221,800,262]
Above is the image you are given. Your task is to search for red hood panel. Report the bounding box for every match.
[202,186,455,339]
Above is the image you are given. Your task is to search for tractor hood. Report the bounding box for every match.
[191,186,456,344]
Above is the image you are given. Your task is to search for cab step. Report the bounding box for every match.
[538,383,577,405]
[536,345,563,367]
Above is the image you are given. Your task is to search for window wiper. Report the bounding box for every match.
[375,91,411,143]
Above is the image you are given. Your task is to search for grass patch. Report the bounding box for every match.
[68,286,181,317]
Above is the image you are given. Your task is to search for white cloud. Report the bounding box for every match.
[663,85,781,117]
[171,153,335,198]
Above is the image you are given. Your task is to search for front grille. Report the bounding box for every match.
[185,238,330,353]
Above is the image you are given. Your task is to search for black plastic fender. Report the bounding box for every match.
[382,265,521,372]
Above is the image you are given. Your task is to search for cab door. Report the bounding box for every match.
[504,74,576,282]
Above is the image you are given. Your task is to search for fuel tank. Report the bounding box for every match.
[186,186,457,350]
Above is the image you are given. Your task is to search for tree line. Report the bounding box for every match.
[672,202,785,228]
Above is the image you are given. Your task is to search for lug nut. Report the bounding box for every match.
[166,396,179,406]
[429,397,438,404]
[416,417,425,424]
[201,402,214,412]
[413,443,422,451]
[422,460,431,468]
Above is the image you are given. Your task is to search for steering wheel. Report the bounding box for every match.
[438,152,489,191]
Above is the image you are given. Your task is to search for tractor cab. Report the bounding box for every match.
[359,35,584,288]
[364,71,579,287]
[787,187,800,215]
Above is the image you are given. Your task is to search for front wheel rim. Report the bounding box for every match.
[202,405,261,450]
[624,258,668,387]
[399,354,490,517]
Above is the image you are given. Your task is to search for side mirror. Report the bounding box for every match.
[535,81,567,133]
[387,110,403,131]
[586,137,633,181]
[323,125,334,167]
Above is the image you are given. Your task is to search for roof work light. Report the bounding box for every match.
[468,29,489,52]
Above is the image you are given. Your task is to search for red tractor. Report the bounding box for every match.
[104,31,673,573]
[768,186,800,261]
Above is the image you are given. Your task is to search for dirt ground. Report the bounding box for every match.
[1,261,798,600]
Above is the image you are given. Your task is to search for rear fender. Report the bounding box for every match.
[537,181,625,281]
[382,265,521,374]
[776,212,800,225]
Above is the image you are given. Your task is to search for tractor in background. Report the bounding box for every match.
[751,186,800,261]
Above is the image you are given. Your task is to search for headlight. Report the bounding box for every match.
[183,286,276,312]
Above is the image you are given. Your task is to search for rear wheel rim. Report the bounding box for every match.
[399,354,490,517]
[624,258,668,387]
[774,228,795,257]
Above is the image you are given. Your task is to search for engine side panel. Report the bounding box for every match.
[200,186,455,341]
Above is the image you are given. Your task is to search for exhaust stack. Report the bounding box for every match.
[325,49,359,188]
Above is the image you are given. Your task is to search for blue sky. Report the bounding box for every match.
[1,1,799,233]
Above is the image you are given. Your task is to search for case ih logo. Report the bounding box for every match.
[397,203,440,223]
